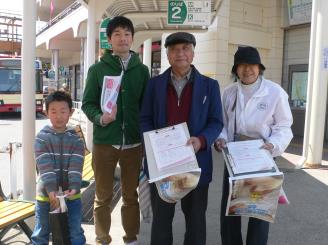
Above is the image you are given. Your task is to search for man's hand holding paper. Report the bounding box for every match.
[186,136,201,153]
[214,138,226,151]
[100,72,123,114]
[101,104,117,125]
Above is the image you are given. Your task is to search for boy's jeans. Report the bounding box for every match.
[31,198,86,245]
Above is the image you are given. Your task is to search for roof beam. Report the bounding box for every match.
[214,0,222,11]
[212,0,223,22]
[152,0,159,11]
[159,18,164,29]
[144,22,150,29]
[130,0,140,11]
[124,12,166,20]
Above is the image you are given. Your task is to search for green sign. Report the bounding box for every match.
[99,18,112,50]
[168,0,211,26]
[168,0,187,24]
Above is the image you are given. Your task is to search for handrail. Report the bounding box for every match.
[0,12,22,43]
[0,11,22,19]
[0,142,22,199]
[36,1,82,36]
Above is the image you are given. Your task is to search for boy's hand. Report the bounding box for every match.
[101,105,117,125]
[64,189,77,197]
[48,192,59,210]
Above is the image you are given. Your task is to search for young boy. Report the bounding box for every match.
[31,91,86,245]
[82,16,149,245]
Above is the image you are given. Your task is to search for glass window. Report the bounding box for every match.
[288,64,308,108]
[0,69,21,92]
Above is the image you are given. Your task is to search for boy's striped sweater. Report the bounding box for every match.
[35,125,84,201]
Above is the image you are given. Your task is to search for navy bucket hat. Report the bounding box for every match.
[231,46,266,74]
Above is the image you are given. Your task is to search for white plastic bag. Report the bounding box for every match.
[138,170,152,223]
[155,171,201,203]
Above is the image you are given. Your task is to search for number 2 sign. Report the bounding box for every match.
[167,0,211,26]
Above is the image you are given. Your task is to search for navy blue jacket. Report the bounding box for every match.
[140,66,223,185]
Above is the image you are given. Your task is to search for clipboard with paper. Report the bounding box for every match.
[143,122,201,183]
[143,122,201,203]
[222,140,284,222]
[224,139,278,176]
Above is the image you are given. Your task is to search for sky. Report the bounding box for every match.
[0,0,47,31]
[0,0,23,13]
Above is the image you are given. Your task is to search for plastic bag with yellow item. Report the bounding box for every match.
[155,171,201,203]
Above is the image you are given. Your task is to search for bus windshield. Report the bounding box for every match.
[0,69,21,92]
[0,68,42,93]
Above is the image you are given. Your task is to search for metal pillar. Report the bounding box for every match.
[143,38,152,75]
[79,37,85,100]
[22,0,36,201]
[304,0,328,166]
[83,38,88,88]
[85,0,96,151]
[52,49,59,89]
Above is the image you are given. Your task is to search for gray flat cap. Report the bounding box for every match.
[164,32,196,48]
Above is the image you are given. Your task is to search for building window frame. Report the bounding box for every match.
[288,64,308,109]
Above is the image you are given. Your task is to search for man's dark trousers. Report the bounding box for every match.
[150,183,209,245]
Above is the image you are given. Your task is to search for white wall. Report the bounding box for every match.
[160,31,219,77]
[228,0,284,84]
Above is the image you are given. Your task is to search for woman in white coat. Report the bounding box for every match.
[215,46,293,245]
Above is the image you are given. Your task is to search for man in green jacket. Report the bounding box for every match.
[82,16,149,245]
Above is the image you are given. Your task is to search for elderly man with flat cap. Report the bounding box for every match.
[140,32,223,245]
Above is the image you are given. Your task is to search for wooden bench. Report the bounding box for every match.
[72,125,94,187]
[0,182,34,242]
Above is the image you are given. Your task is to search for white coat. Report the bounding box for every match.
[219,77,293,157]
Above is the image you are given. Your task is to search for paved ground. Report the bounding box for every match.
[2,139,328,244]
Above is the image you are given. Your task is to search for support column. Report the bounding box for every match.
[305,0,328,166]
[301,0,317,166]
[83,38,88,88]
[22,0,36,201]
[85,0,96,151]
[70,65,76,100]
[143,38,152,75]
[80,38,85,98]
[52,49,59,89]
